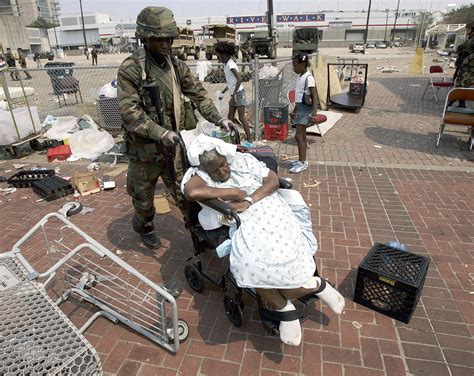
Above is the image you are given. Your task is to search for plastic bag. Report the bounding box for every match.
[259,64,279,79]
[44,116,79,141]
[98,80,118,98]
[0,106,41,146]
[68,128,115,160]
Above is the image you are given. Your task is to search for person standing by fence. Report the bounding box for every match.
[5,48,19,81]
[17,48,32,80]
[289,53,319,174]
[91,48,98,66]
[215,41,254,148]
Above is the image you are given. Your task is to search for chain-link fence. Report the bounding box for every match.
[1,56,297,148]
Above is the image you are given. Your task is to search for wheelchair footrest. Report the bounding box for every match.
[259,308,300,322]
[297,293,320,305]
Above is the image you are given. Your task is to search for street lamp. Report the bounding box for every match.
[79,0,89,59]
[384,9,389,41]
[363,0,372,45]
[392,0,401,43]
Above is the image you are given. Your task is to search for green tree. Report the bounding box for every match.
[28,17,55,29]
[443,4,474,24]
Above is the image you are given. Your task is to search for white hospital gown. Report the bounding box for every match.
[182,153,317,289]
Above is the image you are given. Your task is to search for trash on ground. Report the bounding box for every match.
[75,172,100,196]
[154,194,171,214]
[101,175,116,190]
[80,206,94,215]
[0,187,17,195]
[373,145,382,148]
[409,84,421,87]
[47,145,71,162]
[116,249,123,255]
[87,162,101,172]
[13,164,28,169]
[352,321,363,329]
[35,198,43,202]
[303,180,321,188]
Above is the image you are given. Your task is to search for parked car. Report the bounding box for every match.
[350,42,365,54]
[366,42,376,49]
[375,41,388,48]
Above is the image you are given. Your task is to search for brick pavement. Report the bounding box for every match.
[0,161,472,375]
[0,70,473,375]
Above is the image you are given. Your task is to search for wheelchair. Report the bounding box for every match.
[173,132,325,336]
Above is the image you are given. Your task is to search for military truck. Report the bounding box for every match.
[201,24,238,60]
[250,31,277,59]
[292,28,320,56]
[172,27,199,60]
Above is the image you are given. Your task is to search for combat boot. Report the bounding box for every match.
[132,216,161,249]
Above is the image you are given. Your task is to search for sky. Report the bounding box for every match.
[59,0,471,22]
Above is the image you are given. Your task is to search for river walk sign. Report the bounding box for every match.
[226,14,325,24]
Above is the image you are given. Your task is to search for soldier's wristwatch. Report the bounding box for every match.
[242,196,254,205]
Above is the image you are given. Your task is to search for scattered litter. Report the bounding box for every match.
[101,175,116,190]
[54,167,61,174]
[0,187,16,195]
[5,170,11,173]
[80,207,94,215]
[303,180,321,188]
[36,198,43,203]
[409,84,421,87]
[21,196,28,200]
[75,172,100,196]
[373,145,382,149]
[284,177,293,182]
[154,194,171,214]
[279,154,299,161]
[115,249,123,255]
[352,321,363,329]
[13,164,28,169]
[87,162,101,172]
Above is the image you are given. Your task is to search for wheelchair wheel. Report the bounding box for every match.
[177,320,189,342]
[224,295,244,327]
[184,263,204,292]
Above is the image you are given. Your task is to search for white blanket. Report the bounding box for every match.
[182,143,317,289]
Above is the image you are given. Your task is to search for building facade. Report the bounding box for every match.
[47,13,118,52]
[176,9,420,47]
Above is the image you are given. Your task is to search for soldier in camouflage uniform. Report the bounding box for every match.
[5,48,19,81]
[454,22,474,88]
[17,48,32,80]
[117,6,234,248]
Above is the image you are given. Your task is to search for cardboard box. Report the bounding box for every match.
[75,172,100,196]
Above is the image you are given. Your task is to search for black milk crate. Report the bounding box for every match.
[354,243,430,324]
[263,103,289,125]
[32,176,74,201]
[7,170,55,188]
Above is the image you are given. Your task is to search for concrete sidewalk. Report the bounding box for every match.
[0,71,472,375]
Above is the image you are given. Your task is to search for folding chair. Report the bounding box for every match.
[437,88,474,150]
[421,65,454,102]
[287,89,327,142]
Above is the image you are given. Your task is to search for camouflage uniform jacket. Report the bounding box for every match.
[17,53,27,68]
[117,49,222,161]
[5,52,16,67]
[455,39,474,87]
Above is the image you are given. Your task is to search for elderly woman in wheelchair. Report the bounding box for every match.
[181,135,345,346]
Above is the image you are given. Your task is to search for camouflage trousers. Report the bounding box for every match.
[127,150,185,230]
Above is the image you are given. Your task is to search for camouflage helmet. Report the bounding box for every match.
[135,7,179,39]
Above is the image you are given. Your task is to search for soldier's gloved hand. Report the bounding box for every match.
[218,92,225,100]
[161,130,179,147]
[216,119,234,132]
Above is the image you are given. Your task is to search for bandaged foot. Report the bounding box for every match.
[306,277,345,314]
[277,300,301,346]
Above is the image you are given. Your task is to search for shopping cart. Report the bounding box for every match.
[0,203,188,375]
